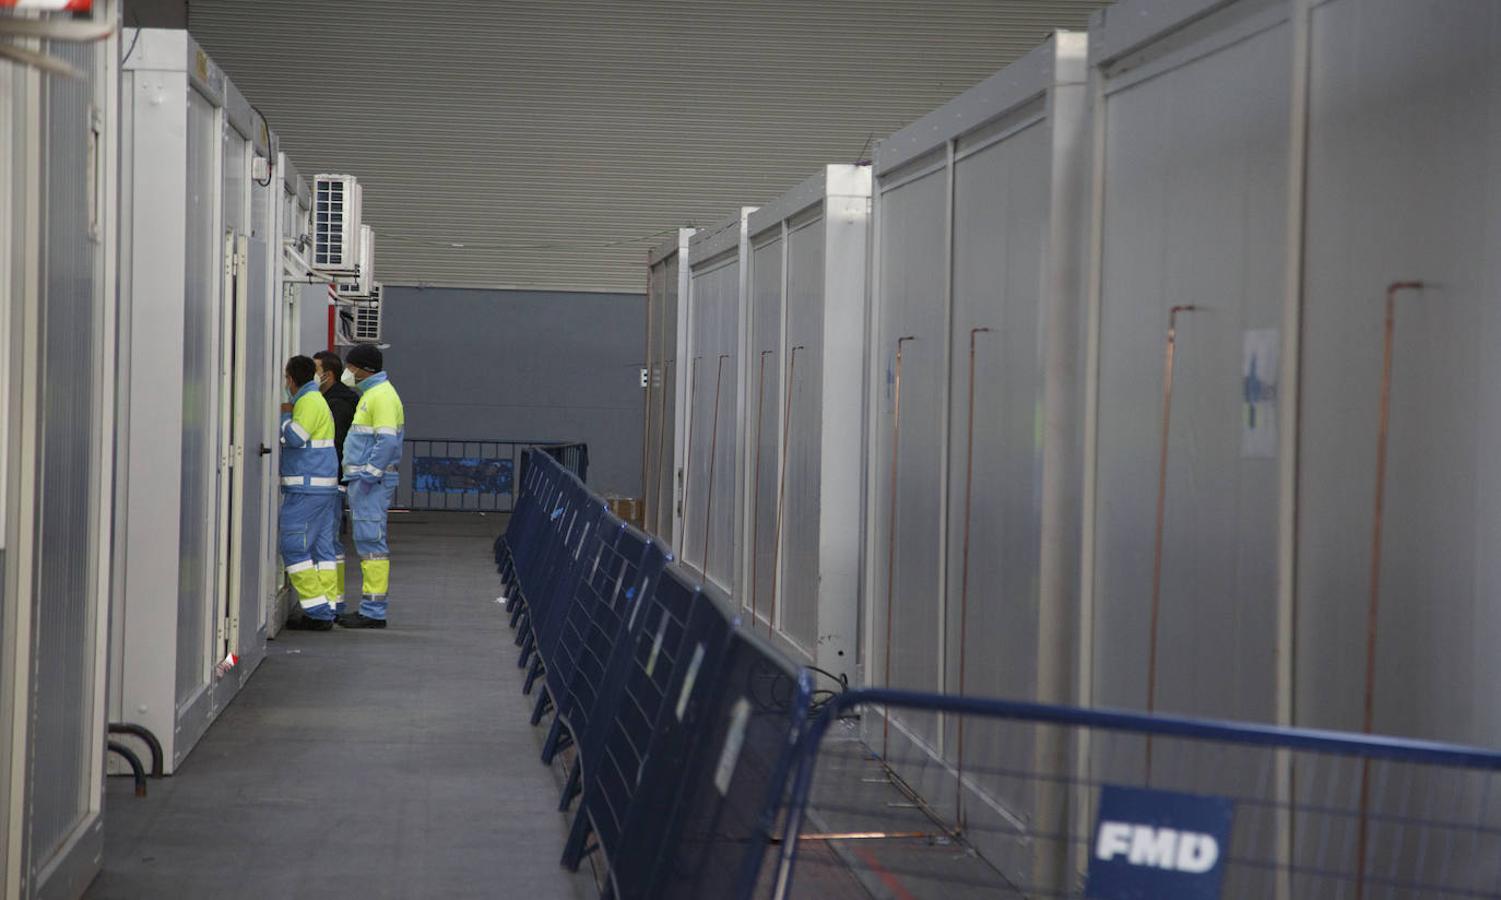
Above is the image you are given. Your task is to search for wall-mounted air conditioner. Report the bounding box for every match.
[312,173,362,274]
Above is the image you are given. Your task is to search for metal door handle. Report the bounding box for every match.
[258,443,272,456]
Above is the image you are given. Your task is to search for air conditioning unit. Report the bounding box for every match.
[353,283,382,342]
[312,173,362,274]
[334,284,383,346]
[333,225,375,297]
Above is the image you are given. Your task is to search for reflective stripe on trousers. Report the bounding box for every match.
[280,492,341,621]
[349,476,397,620]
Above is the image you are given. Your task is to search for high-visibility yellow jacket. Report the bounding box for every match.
[344,371,405,483]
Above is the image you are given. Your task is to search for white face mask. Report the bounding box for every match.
[341,368,358,388]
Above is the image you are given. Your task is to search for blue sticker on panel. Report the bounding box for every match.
[411,456,513,495]
[1086,785,1233,900]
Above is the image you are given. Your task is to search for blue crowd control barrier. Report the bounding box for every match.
[514,472,588,660]
[523,489,607,693]
[646,626,814,900]
[771,690,1501,900]
[555,544,684,816]
[499,453,813,900]
[504,457,568,630]
[496,449,544,578]
[539,527,665,770]
[528,513,629,726]
[559,567,726,882]
[586,582,740,899]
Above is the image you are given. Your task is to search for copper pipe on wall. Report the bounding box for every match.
[701,353,732,576]
[1145,304,1198,782]
[769,345,805,636]
[1355,280,1423,900]
[882,336,917,761]
[749,349,774,629]
[955,326,992,831]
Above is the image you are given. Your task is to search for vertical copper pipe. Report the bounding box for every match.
[653,357,674,535]
[702,353,732,576]
[769,345,805,636]
[955,326,991,831]
[882,336,916,760]
[1355,280,1422,900]
[1145,304,1197,782]
[683,356,702,551]
[749,349,773,629]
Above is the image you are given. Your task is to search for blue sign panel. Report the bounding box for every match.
[1086,785,1233,900]
[412,456,513,495]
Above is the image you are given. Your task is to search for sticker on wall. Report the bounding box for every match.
[1241,329,1279,459]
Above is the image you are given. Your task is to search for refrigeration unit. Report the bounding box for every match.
[113,29,282,773]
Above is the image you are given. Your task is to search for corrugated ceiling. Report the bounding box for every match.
[189,0,1109,292]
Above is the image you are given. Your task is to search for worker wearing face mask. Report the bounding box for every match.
[338,343,404,629]
[279,355,341,630]
[314,349,359,614]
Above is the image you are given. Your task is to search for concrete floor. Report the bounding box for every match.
[88,512,592,900]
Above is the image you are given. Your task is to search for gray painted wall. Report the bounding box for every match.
[378,286,645,497]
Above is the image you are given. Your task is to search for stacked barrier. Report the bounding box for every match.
[497,449,812,899]
[498,449,1501,899]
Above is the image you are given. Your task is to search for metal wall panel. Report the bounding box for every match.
[778,217,824,655]
[864,39,1087,877]
[644,230,693,549]
[643,255,667,527]
[176,85,217,705]
[1297,0,1501,746]
[6,5,119,897]
[939,119,1052,829]
[116,30,278,774]
[29,35,100,874]
[186,0,1109,291]
[1086,7,1289,738]
[744,232,782,630]
[683,232,744,591]
[654,254,679,538]
[870,168,948,750]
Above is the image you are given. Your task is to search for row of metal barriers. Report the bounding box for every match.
[497,449,1501,899]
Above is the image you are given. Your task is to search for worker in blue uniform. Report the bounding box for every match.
[337,343,405,629]
[279,355,342,631]
[314,349,359,614]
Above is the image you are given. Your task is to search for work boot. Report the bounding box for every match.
[284,615,334,632]
[337,612,387,630]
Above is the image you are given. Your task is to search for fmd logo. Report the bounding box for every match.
[1086,785,1233,900]
[1095,822,1219,872]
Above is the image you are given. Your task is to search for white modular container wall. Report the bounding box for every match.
[266,150,311,635]
[1078,1,1501,888]
[114,30,277,773]
[1293,0,1501,750]
[643,228,692,548]
[741,167,870,685]
[1,5,120,898]
[682,209,754,592]
[1081,0,1293,741]
[863,34,1088,874]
